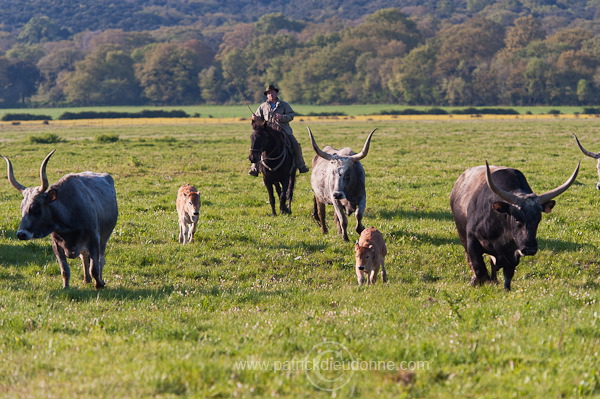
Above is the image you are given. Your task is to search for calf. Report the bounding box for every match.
[354,227,387,285]
[176,184,200,243]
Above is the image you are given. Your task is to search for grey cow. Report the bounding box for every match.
[573,133,600,189]
[2,150,118,289]
[308,127,375,241]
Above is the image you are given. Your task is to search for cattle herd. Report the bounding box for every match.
[0,131,597,290]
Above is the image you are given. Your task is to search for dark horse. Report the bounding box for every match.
[249,116,296,215]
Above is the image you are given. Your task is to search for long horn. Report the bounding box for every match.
[350,128,377,161]
[537,162,579,204]
[39,150,55,192]
[485,161,520,204]
[1,155,26,193]
[307,127,335,161]
[573,133,600,159]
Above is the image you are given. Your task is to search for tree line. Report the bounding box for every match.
[0,8,598,107]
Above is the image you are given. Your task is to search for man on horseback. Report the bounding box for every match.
[249,84,309,176]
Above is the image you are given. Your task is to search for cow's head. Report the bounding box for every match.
[573,133,600,190]
[485,161,579,257]
[355,243,375,285]
[183,191,200,223]
[2,150,58,240]
[308,127,376,200]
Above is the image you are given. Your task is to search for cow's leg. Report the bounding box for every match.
[381,260,387,283]
[355,198,366,235]
[502,265,516,291]
[178,220,185,243]
[98,240,109,287]
[52,241,71,289]
[333,201,348,241]
[490,256,500,284]
[80,252,92,283]
[88,239,105,289]
[265,181,277,216]
[466,238,491,285]
[188,222,197,242]
[356,267,365,285]
[369,267,378,284]
[312,197,319,223]
[315,198,328,234]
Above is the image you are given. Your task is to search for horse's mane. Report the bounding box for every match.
[252,116,283,135]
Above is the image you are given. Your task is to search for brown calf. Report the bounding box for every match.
[176,184,200,244]
[354,227,387,285]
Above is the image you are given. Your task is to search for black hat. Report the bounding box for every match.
[264,84,279,95]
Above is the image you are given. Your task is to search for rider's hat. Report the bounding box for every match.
[264,84,279,96]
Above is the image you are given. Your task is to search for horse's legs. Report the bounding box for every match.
[265,179,277,216]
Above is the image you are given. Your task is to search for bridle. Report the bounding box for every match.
[251,126,289,172]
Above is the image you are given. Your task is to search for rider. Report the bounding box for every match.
[249,84,309,176]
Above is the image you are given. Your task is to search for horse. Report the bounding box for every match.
[249,116,297,215]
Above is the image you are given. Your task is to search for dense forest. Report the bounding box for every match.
[0,0,598,106]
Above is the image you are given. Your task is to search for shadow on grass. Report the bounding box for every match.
[539,238,595,252]
[377,208,453,221]
[0,240,55,267]
[389,229,460,246]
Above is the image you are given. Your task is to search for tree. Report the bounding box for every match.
[255,13,305,34]
[199,66,228,103]
[6,60,40,104]
[18,16,69,44]
[390,43,440,104]
[63,45,140,105]
[435,17,505,77]
[505,15,545,50]
[136,43,203,104]
[37,41,83,102]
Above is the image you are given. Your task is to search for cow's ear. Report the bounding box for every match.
[46,189,58,203]
[542,200,556,213]
[492,201,510,213]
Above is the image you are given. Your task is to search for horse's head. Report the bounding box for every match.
[249,116,268,163]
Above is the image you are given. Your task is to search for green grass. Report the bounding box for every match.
[0,118,598,397]
[0,105,593,120]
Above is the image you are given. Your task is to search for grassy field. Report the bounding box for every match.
[0,104,594,120]
[0,117,598,397]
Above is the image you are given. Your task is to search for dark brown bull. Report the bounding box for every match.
[450,161,578,291]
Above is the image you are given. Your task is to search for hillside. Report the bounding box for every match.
[0,0,597,34]
[0,1,598,107]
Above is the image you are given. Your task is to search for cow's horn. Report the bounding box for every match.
[308,127,335,161]
[485,161,521,205]
[39,150,55,192]
[573,133,600,159]
[537,162,579,204]
[350,128,377,161]
[1,155,26,193]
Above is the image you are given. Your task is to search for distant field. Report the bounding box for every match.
[0,118,598,397]
[0,104,593,120]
